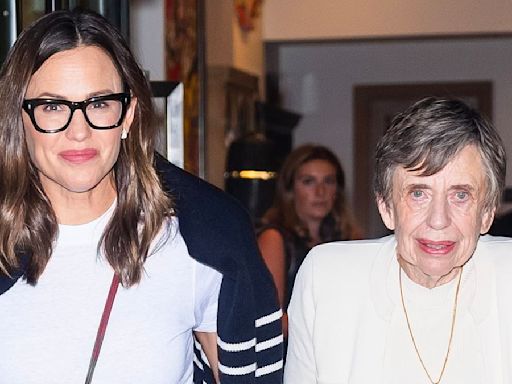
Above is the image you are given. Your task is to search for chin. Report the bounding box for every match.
[418,261,458,279]
[65,185,99,194]
[62,178,104,193]
[312,209,331,219]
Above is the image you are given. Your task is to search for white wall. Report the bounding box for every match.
[130,0,264,83]
[205,0,233,67]
[128,2,512,199]
[263,0,512,41]
[129,0,512,78]
[277,38,512,201]
[130,0,165,80]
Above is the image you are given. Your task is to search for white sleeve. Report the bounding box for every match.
[284,250,318,383]
[193,260,222,332]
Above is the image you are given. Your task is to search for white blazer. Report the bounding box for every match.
[284,235,512,384]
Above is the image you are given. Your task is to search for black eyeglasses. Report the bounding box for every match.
[22,93,131,133]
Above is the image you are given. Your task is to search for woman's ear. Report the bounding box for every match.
[480,207,496,234]
[121,96,138,134]
[377,197,396,231]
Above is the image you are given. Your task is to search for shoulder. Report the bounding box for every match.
[470,235,512,292]
[476,235,512,267]
[155,155,251,235]
[154,155,262,274]
[257,228,286,265]
[306,236,394,271]
[288,237,396,334]
[155,154,246,219]
[294,236,395,295]
[0,252,30,295]
[478,234,512,247]
[258,227,284,242]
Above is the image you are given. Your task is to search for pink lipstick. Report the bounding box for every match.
[59,149,98,164]
[417,239,455,255]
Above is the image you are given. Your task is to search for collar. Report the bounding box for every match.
[369,235,488,323]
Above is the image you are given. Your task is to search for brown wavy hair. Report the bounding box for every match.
[262,144,361,242]
[0,9,173,286]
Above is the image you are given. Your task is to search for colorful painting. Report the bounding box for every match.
[165,0,203,175]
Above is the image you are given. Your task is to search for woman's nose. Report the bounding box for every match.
[426,195,451,230]
[64,110,92,142]
[315,183,326,196]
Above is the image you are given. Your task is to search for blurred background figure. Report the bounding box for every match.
[257,144,361,338]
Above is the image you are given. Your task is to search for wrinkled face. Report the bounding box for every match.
[378,145,494,286]
[22,46,136,200]
[293,159,338,223]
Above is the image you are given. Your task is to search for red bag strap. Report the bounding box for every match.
[84,273,120,384]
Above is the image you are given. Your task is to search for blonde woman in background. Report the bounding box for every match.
[258,144,361,338]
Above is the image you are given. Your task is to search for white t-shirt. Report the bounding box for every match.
[0,204,222,383]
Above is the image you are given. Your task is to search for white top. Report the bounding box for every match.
[0,204,222,383]
[284,235,512,384]
[385,258,484,383]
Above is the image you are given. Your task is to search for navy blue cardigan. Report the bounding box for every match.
[0,157,284,384]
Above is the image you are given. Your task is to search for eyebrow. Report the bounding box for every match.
[405,183,429,191]
[296,173,336,180]
[29,89,116,100]
[405,183,476,192]
[449,184,476,192]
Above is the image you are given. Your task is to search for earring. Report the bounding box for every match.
[121,129,128,140]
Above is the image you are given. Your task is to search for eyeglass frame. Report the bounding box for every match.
[22,92,132,134]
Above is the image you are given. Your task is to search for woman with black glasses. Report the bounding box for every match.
[0,9,282,384]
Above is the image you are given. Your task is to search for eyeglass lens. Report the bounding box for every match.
[33,99,123,131]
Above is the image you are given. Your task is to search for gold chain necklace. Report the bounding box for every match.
[399,266,463,384]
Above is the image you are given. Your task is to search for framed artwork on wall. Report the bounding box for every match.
[353,81,493,238]
[165,0,205,176]
[151,81,185,168]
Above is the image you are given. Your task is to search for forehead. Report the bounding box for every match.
[26,46,122,98]
[296,159,336,176]
[392,145,487,192]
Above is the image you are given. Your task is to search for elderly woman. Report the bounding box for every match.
[0,9,282,384]
[284,97,511,383]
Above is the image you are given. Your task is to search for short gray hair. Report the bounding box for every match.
[374,97,506,211]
